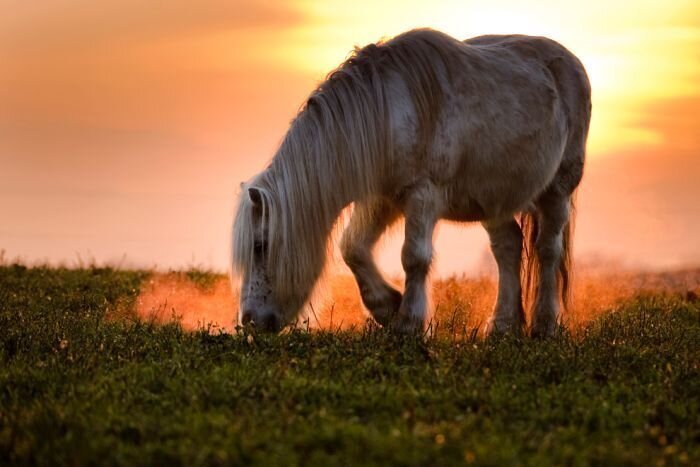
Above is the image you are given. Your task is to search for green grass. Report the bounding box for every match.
[1,265,698,466]
[183,268,221,291]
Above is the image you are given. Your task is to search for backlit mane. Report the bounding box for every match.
[232,29,462,316]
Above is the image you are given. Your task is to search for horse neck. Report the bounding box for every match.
[269,124,378,238]
[261,87,389,311]
[267,154,360,240]
[263,149,367,311]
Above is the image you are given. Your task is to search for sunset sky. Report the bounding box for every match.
[2,0,699,275]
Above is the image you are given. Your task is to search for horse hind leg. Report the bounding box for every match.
[530,191,571,338]
[529,125,585,337]
[341,198,402,327]
[483,218,525,335]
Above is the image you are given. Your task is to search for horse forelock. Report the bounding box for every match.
[231,181,271,279]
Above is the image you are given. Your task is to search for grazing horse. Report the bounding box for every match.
[232,29,591,337]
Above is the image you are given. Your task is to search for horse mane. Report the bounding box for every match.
[232,29,463,316]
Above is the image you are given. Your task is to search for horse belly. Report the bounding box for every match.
[437,78,568,219]
[440,116,568,221]
[442,193,487,222]
[457,135,566,219]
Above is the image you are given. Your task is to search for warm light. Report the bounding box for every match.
[2,0,699,274]
[260,0,700,158]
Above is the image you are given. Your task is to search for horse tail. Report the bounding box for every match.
[520,193,576,317]
[519,210,539,319]
[560,194,576,313]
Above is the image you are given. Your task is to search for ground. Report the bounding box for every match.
[0,265,698,465]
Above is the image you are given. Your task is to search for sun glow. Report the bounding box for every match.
[263,0,700,157]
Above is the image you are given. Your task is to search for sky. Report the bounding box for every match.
[1,0,699,275]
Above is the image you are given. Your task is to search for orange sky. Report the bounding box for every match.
[1,0,699,274]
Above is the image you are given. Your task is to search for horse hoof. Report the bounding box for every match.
[368,289,403,327]
[530,320,558,339]
[485,318,523,337]
[387,315,423,336]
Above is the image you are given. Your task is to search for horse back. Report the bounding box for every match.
[464,34,592,156]
[425,34,591,218]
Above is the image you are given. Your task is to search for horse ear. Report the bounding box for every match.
[248,187,263,207]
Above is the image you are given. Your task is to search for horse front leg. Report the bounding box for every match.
[483,218,525,335]
[341,199,402,327]
[392,185,439,334]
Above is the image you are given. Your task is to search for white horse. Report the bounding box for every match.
[232,29,591,337]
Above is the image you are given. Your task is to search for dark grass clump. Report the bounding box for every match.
[1,265,698,466]
[183,268,223,291]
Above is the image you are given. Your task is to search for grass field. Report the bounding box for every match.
[1,265,699,465]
